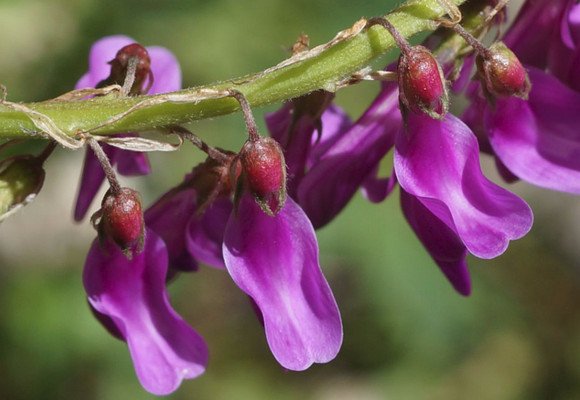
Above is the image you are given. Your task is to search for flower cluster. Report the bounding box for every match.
[71,0,580,395]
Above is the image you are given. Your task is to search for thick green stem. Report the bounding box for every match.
[0,0,466,139]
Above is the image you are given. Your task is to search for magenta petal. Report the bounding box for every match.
[548,2,580,89]
[147,46,182,93]
[308,105,354,165]
[297,84,400,228]
[83,230,208,395]
[503,0,568,69]
[485,68,580,193]
[361,167,397,204]
[145,189,199,271]
[265,105,317,195]
[394,113,533,259]
[116,149,151,176]
[400,190,471,296]
[185,198,232,269]
[265,104,351,196]
[223,195,342,370]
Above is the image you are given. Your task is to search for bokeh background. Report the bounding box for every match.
[0,0,579,399]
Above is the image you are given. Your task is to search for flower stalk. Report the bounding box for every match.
[0,0,466,140]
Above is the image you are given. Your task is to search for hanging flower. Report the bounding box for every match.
[267,70,533,294]
[464,0,580,193]
[84,229,208,395]
[74,35,182,220]
[223,194,343,370]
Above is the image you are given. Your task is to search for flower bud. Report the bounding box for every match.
[476,42,530,99]
[239,137,286,216]
[398,46,448,119]
[97,187,145,255]
[0,156,45,222]
[97,43,152,95]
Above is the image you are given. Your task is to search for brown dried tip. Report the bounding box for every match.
[97,43,152,95]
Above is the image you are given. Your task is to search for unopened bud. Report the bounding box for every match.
[398,46,448,119]
[239,137,286,216]
[97,43,152,95]
[476,42,530,99]
[0,156,45,222]
[97,187,145,255]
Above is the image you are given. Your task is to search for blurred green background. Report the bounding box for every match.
[0,0,579,399]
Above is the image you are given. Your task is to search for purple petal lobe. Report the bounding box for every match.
[548,2,580,90]
[116,149,151,176]
[265,104,351,196]
[297,84,400,228]
[186,197,232,269]
[485,68,580,193]
[503,0,568,69]
[145,189,199,271]
[147,46,182,93]
[394,113,533,259]
[223,195,342,370]
[84,230,208,395]
[361,166,397,204]
[400,190,471,296]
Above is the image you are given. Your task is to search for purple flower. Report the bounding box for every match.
[83,229,208,395]
[144,159,234,271]
[484,69,580,193]
[395,113,533,294]
[223,194,342,370]
[268,76,532,294]
[464,0,580,194]
[145,185,232,271]
[146,155,342,369]
[266,85,398,229]
[265,100,352,199]
[74,35,182,220]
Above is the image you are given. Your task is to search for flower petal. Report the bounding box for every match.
[307,105,354,166]
[116,149,151,176]
[83,230,208,395]
[548,2,580,90]
[400,190,471,296]
[503,0,568,69]
[265,104,351,196]
[147,46,182,94]
[223,195,342,370]
[361,166,397,204]
[394,113,533,259]
[185,197,232,269]
[297,83,400,228]
[485,68,580,193]
[145,189,199,271]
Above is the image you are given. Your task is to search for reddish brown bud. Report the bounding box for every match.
[476,42,530,99]
[97,187,145,255]
[239,137,286,216]
[97,43,152,95]
[398,46,448,119]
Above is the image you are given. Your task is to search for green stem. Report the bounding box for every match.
[0,0,466,139]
